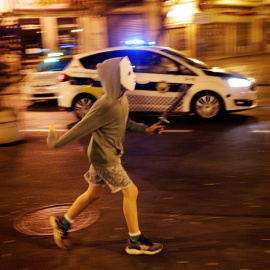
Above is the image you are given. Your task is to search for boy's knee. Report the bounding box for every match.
[91,192,102,201]
[131,184,139,198]
[123,184,138,199]
[87,185,103,201]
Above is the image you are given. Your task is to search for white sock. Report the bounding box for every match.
[64,214,74,224]
[129,231,141,237]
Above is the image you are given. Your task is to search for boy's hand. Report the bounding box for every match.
[47,124,59,148]
[145,123,165,135]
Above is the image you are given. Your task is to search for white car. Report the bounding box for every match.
[57,46,256,120]
[20,57,72,101]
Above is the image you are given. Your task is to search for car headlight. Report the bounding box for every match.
[228,78,251,88]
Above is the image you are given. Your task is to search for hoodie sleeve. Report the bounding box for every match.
[126,118,148,133]
[49,103,107,149]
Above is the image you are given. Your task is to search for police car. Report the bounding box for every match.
[57,44,256,120]
[20,55,72,101]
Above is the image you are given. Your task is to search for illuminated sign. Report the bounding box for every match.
[193,13,212,24]
[166,3,198,25]
[20,24,40,30]
[13,0,70,10]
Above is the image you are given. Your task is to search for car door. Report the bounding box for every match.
[123,50,198,112]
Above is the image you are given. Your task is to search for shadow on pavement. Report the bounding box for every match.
[25,100,60,112]
[129,111,259,132]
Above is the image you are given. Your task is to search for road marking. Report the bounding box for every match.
[21,129,68,132]
[250,130,270,133]
[163,130,193,133]
[19,129,270,134]
[20,129,193,133]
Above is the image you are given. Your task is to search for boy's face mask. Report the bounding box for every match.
[120,56,136,91]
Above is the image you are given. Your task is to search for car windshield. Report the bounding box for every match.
[160,48,211,69]
[36,58,71,72]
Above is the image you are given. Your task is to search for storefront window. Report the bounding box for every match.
[196,23,225,58]
[237,23,249,54]
[57,17,78,55]
[0,17,21,74]
[107,14,146,47]
[166,27,187,51]
[19,18,42,60]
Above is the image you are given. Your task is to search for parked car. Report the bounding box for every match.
[20,56,72,101]
[57,45,256,120]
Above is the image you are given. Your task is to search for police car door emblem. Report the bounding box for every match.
[156,81,170,93]
[185,77,195,82]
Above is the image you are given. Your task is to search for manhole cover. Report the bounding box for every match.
[14,204,100,236]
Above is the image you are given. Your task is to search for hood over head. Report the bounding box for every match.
[97,57,122,101]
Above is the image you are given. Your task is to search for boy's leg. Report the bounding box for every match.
[122,183,140,233]
[50,184,104,249]
[122,184,163,255]
[67,184,104,220]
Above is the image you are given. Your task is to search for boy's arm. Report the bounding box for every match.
[126,118,164,134]
[126,118,148,133]
[47,106,105,149]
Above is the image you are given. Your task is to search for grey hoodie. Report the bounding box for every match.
[50,57,148,166]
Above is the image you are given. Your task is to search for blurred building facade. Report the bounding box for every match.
[163,0,270,59]
[0,0,270,72]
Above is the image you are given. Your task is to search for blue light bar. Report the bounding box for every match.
[48,52,63,57]
[124,40,157,46]
[125,39,145,45]
[59,43,76,48]
[44,57,60,63]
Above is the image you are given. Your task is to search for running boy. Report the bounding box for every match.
[47,57,164,255]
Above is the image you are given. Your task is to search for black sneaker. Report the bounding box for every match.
[49,216,71,249]
[125,235,163,255]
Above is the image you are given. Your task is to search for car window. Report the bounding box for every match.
[161,48,210,69]
[80,51,125,69]
[37,58,72,72]
[114,50,163,73]
[142,54,178,74]
[79,49,194,75]
[80,53,108,69]
[178,64,196,75]
[113,50,180,74]
[126,50,197,75]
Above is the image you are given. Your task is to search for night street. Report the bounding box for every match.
[1,94,270,269]
[1,0,270,268]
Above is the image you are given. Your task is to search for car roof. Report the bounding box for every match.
[73,46,174,59]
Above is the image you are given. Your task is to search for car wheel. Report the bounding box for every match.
[73,94,96,119]
[192,91,224,119]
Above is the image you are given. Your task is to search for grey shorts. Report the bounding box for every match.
[84,164,133,193]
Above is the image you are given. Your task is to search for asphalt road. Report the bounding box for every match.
[1,98,270,270]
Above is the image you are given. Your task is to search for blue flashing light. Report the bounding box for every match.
[124,40,156,46]
[48,52,64,57]
[125,39,145,45]
[44,57,60,63]
[59,43,76,48]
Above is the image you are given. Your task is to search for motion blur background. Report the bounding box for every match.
[0,0,270,81]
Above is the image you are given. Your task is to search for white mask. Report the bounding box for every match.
[120,56,136,91]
